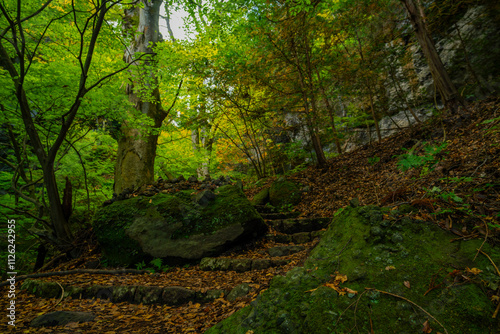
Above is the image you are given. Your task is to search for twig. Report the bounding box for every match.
[46,282,65,311]
[365,287,448,334]
[368,304,375,334]
[334,290,368,328]
[450,233,479,242]
[470,158,488,177]
[473,219,489,261]
[493,302,500,319]
[373,182,380,205]
[37,253,68,273]
[477,249,500,277]
[335,237,352,272]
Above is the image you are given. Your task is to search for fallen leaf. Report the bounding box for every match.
[324,283,338,289]
[385,266,396,270]
[404,281,411,289]
[335,274,348,283]
[466,267,482,275]
[422,320,432,333]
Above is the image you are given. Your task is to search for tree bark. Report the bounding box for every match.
[114,0,166,194]
[400,0,466,113]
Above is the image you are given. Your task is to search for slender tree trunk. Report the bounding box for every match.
[353,30,382,142]
[400,0,466,113]
[191,126,212,179]
[114,0,165,194]
[315,70,342,154]
[291,38,327,166]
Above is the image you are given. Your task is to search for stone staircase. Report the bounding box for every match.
[256,205,330,244]
[21,206,332,308]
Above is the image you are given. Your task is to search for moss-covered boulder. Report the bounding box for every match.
[206,205,500,333]
[93,185,266,267]
[251,188,269,206]
[268,180,301,209]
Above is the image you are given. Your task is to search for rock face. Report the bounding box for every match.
[93,185,267,267]
[343,108,433,152]
[343,5,500,153]
[206,205,499,333]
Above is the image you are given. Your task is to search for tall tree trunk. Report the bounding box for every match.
[115,0,165,194]
[400,0,466,113]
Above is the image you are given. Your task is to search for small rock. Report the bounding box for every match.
[194,190,216,206]
[370,226,384,236]
[391,232,404,243]
[268,245,305,257]
[161,287,195,305]
[349,198,360,207]
[227,283,250,301]
[31,311,95,327]
[292,232,311,244]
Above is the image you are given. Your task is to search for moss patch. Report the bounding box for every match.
[269,180,301,209]
[206,205,499,333]
[92,197,145,266]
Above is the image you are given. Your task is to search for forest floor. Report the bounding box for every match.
[1,97,499,333]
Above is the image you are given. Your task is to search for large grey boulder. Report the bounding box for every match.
[93,185,267,267]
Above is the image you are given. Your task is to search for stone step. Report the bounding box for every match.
[266,217,332,234]
[21,279,236,306]
[265,230,325,244]
[253,205,274,213]
[199,257,288,272]
[267,245,305,257]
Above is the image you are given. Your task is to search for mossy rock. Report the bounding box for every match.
[268,180,301,209]
[206,205,500,333]
[93,185,267,267]
[251,187,270,206]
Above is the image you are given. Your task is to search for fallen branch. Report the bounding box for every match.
[0,269,149,288]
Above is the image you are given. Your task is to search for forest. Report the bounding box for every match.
[0,0,499,333]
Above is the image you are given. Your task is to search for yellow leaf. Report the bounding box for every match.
[345,287,358,294]
[335,274,348,283]
[466,267,482,275]
[385,266,396,270]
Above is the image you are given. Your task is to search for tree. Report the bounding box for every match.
[400,0,466,113]
[114,0,166,194]
[0,0,126,252]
